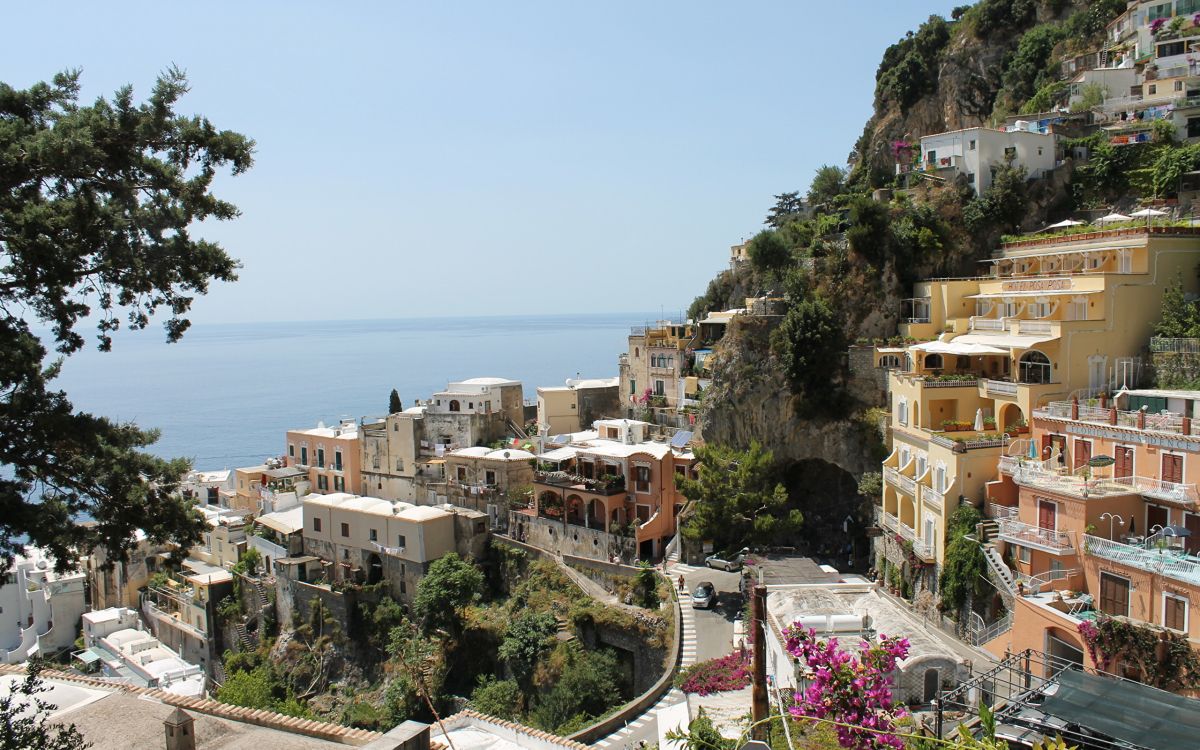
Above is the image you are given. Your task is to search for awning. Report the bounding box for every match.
[983,247,1131,262]
[911,340,1008,356]
[1039,668,1200,750]
[967,290,1102,299]
[74,648,102,665]
[951,332,1055,349]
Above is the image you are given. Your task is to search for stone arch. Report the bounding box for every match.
[998,403,1025,433]
[923,668,940,703]
[566,494,584,523]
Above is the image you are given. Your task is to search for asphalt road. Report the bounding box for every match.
[679,565,744,662]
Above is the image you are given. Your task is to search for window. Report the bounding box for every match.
[288,444,295,457]
[1099,573,1131,617]
[898,398,909,426]
[1037,147,1043,156]
[397,534,406,548]
[334,450,342,471]
[1157,41,1185,59]
[1038,498,1058,532]
[300,446,308,465]
[1189,117,1200,139]
[317,448,325,469]
[630,379,637,396]
[485,470,497,485]
[1018,545,1031,564]
[654,380,665,396]
[1165,594,1188,631]
[313,518,322,532]
[1073,440,1092,473]
[967,172,975,184]
[968,139,976,151]
[926,149,936,164]
[1163,453,1184,484]
[369,528,378,542]
[1115,446,1134,479]
[317,475,328,491]
[340,522,350,538]
[334,476,344,492]
[1176,80,1185,92]
[1003,146,1016,161]
[1149,3,1172,23]
[635,465,651,493]
[456,466,467,482]
[1149,84,1158,96]
[449,399,460,412]
[1018,350,1052,384]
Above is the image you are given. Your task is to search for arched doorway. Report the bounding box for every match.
[449,399,461,412]
[998,403,1025,434]
[1018,350,1051,384]
[588,498,604,529]
[367,553,383,586]
[923,668,940,703]
[566,495,584,525]
[538,491,562,520]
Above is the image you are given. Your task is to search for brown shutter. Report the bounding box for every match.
[1163,454,1184,484]
[1115,446,1133,479]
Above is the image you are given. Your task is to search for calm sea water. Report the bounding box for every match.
[52,313,654,470]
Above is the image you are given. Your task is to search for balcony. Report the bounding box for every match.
[888,515,936,561]
[984,379,1018,397]
[1083,534,1200,587]
[534,471,627,496]
[996,518,1073,555]
[920,484,944,512]
[884,467,916,496]
[970,317,1011,332]
[1006,460,1199,505]
[1035,400,1198,437]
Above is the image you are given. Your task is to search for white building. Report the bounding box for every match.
[0,548,86,664]
[78,607,205,697]
[915,127,1058,195]
[180,469,233,507]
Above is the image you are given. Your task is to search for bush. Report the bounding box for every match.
[771,296,847,400]
[675,652,751,695]
[470,676,522,720]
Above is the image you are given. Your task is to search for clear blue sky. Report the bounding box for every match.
[5,2,958,323]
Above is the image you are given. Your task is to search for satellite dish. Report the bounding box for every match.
[503,451,510,459]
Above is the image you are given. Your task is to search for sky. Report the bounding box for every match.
[4,2,959,324]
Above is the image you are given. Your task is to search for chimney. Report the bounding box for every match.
[164,707,195,750]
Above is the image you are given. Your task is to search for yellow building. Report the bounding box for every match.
[879,227,1200,586]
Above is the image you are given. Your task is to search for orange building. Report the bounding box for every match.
[982,389,1200,676]
[284,419,362,496]
[511,418,695,562]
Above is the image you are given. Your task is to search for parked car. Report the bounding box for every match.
[705,547,750,571]
[691,581,716,609]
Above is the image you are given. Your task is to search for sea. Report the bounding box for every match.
[51,313,658,470]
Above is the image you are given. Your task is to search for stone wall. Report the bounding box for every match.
[1151,350,1200,388]
[509,513,636,564]
[847,345,890,408]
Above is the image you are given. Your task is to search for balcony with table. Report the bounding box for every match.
[1084,533,1200,588]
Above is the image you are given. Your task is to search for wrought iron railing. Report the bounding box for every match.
[996,518,1073,553]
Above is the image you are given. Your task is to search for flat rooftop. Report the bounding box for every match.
[747,553,845,586]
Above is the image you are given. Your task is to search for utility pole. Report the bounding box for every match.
[752,584,769,740]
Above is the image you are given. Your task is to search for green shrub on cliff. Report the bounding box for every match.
[771,296,847,405]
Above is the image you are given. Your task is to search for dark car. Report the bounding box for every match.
[691,581,716,609]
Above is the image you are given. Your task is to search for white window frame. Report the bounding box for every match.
[1163,592,1189,633]
[900,446,911,468]
[898,398,909,427]
[935,462,947,493]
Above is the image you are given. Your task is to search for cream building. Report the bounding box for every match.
[879,227,1200,590]
[536,376,620,434]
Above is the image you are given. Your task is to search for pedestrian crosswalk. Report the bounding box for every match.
[680,604,699,667]
[592,688,687,748]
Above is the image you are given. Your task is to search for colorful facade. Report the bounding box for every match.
[879,228,1200,588]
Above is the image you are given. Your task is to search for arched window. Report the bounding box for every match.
[879,354,901,369]
[1019,350,1052,384]
[924,353,944,371]
[449,399,460,412]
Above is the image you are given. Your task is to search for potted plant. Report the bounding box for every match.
[983,416,997,429]
[942,419,958,432]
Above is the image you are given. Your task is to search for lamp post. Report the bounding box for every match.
[1100,512,1125,541]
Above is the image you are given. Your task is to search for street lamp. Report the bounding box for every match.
[1100,512,1125,540]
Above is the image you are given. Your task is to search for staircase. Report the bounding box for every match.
[252,579,270,611]
[232,621,255,651]
[976,521,1017,598]
[665,534,681,567]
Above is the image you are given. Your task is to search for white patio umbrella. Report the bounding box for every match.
[1096,212,1131,223]
[974,408,985,432]
[1131,207,1168,228]
[1044,219,1084,230]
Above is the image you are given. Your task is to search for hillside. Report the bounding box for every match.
[682,0,1130,556]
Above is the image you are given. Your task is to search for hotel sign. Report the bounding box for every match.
[1002,278,1072,292]
[1060,422,1200,453]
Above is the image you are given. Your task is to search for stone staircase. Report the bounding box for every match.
[976,520,1017,599]
[232,621,255,652]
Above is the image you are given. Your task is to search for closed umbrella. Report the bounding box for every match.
[974,408,984,432]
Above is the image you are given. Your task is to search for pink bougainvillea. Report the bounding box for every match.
[676,652,751,695]
[785,625,911,750]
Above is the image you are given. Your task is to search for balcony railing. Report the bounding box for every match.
[1110,475,1199,506]
[996,518,1073,554]
[985,379,1019,397]
[921,377,980,389]
[970,317,1010,332]
[1035,401,1197,436]
[1018,320,1054,334]
[1083,534,1200,587]
[987,502,1018,520]
[921,484,944,511]
[889,519,936,559]
[884,467,916,495]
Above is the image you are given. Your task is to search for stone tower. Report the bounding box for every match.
[163,707,196,750]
